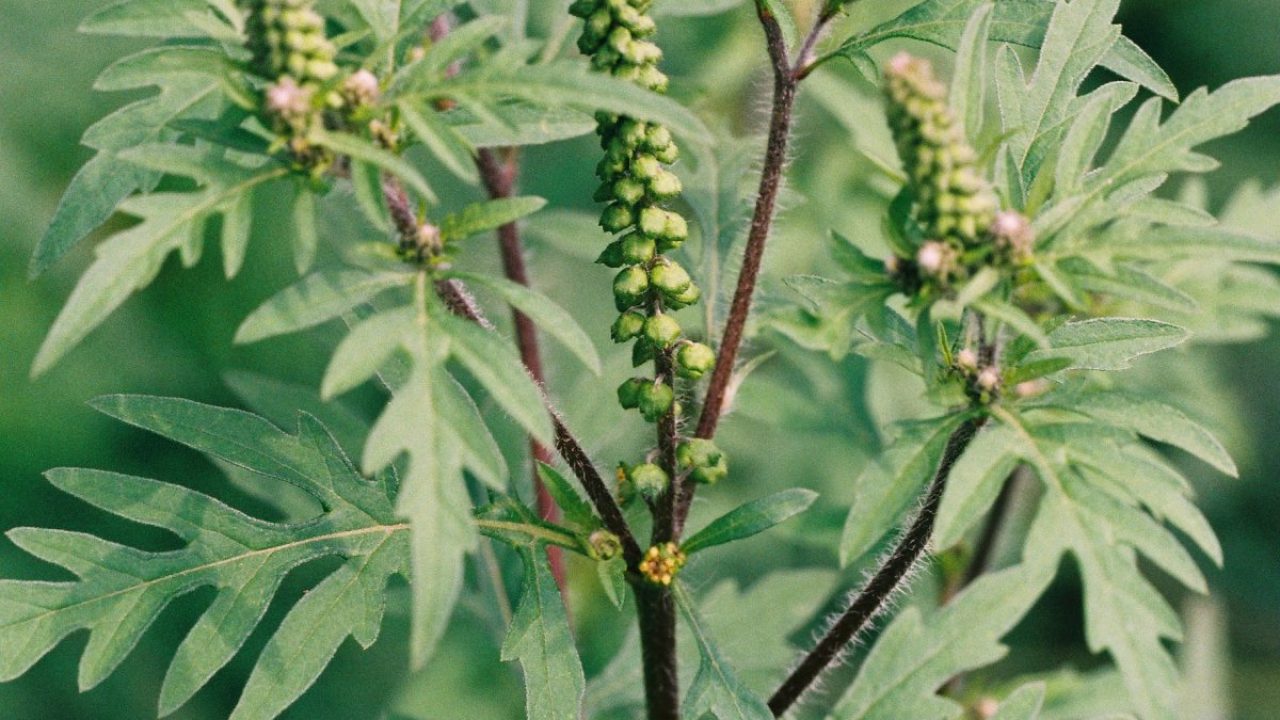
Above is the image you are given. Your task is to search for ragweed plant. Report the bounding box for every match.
[8,1,1280,719]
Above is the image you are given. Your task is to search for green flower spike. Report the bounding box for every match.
[884,53,998,247]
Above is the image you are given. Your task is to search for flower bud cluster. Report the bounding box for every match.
[639,542,687,586]
[245,0,384,171]
[571,0,713,419]
[882,53,1035,291]
[676,438,727,486]
[246,0,339,86]
[952,347,1002,403]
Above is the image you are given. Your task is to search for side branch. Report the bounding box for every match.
[475,146,567,584]
[767,416,986,716]
[692,4,795,444]
[433,258,645,570]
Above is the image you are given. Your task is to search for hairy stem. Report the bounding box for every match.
[767,416,986,716]
[678,5,839,535]
[475,146,567,589]
[636,583,681,720]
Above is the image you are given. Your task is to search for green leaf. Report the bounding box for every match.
[361,326,474,667]
[441,197,548,242]
[995,408,1193,720]
[0,396,408,720]
[1025,318,1188,371]
[935,424,1021,549]
[234,269,414,344]
[433,303,555,446]
[80,0,223,37]
[500,545,586,720]
[831,0,1175,101]
[427,60,711,144]
[682,489,818,554]
[446,103,596,148]
[950,3,994,141]
[1068,392,1237,476]
[33,149,288,376]
[1098,76,1280,194]
[537,464,598,529]
[841,415,968,565]
[830,565,1054,720]
[444,270,600,374]
[1101,226,1280,264]
[291,185,318,275]
[653,0,745,17]
[999,0,1121,183]
[991,682,1047,720]
[31,47,230,276]
[311,128,437,204]
[673,583,773,720]
[398,104,480,184]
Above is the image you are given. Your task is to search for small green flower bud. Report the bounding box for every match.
[676,342,715,379]
[632,154,661,181]
[597,240,626,268]
[644,125,672,151]
[644,314,682,349]
[617,377,648,409]
[617,119,647,148]
[587,529,622,561]
[663,282,701,309]
[613,177,646,206]
[638,206,668,238]
[629,463,669,500]
[650,259,691,295]
[612,311,647,343]
[690,460,728,486]
[568,0,597,18]
[613,266,649,311]
[607,26,633,54]
[620,232,656,264]
[638,65,669,93]
[648,169,682,199]
[601,203,635,233]
[653,141,679,164]
[676,439,723,470]
[638,381,675,422]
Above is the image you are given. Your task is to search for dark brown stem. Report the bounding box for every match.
[636,584,680,720]
[652,350,680,543]
[767,416,986,716]
[678,2,840,535]
[433,276,645,570]
[475,146,567,588]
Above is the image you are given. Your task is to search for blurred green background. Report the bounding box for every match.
[2,1,1279,718]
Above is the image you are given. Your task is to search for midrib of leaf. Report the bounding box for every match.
[4,523,409,630]
[474,519,580,549]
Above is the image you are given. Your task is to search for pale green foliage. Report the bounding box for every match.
[502,544,586,720]
[777,0,1280,717]
[831,565,1053,719]
[17,0,1280,718]
[674,583,773,720]
[681,488,817,554]
[0,396,409,720]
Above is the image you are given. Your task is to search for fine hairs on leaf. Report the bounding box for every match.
[12,1,1280,719]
